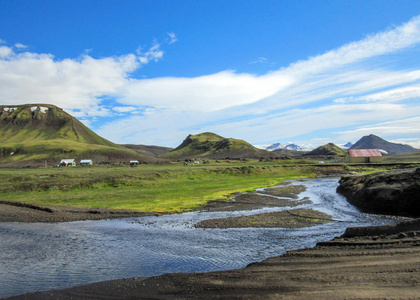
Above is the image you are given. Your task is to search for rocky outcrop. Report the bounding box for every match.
[337,168,420,216]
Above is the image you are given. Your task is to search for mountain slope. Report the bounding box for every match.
[350,134,418,155]
[159,132,272,159]
[305,143,347,156]
[121,144,173,157]
[0,104,153,165]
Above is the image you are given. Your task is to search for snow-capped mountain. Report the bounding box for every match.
[263,143,303,151]
[341,142,354,149]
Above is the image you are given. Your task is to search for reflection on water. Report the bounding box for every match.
[0,178,406,298]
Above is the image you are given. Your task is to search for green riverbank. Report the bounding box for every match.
[0,161,401,214]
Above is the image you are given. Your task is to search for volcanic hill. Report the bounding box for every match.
[159,132,273,159]
[0,104,153,166]
[350,134,418,154]
[305,143,347,156]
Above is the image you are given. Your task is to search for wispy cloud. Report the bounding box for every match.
[117,70,294,111]
[103,15,420,146]
[250,57,268,64]
[14,43,27,49]
[167,32,178,44]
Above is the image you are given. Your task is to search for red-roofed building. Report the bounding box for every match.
[345,149,383,163]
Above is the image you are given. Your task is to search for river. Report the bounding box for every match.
[0,178,407,298]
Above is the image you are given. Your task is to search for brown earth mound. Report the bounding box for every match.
[337,167,420,216]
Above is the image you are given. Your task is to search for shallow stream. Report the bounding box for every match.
[0,178,407,298]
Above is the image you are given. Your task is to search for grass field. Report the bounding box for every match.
[1,159,417,214]
[0,161,317,213]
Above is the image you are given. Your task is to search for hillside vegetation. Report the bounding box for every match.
[0,104,153,165]
[0,163,316,213]
[159,132,273,159]
[305,143,347,156]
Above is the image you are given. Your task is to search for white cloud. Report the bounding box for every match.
[2,16,420,147]
[137,42,164,64]
[287,16,420,76]
[112,106,138,113]
[0,37,176,118]
[336,117,420,141]
[250,57,268,64]
[0,52,139,116]
[14,43,27,49]
[117,70,294,111]
[167,32,178,44]
[0,46,13,58]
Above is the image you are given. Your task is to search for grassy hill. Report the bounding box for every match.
[0,104,154,166]
[121,144,173,157]
[159,132,273,159]
[305,143,347,156]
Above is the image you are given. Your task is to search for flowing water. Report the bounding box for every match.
[0,178,407,298]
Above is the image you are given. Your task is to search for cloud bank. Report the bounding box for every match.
[1,16,420,147]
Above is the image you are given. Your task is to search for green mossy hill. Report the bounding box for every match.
[159,132,272,159]
[121,144,173,157]
[305,143,347,156]
[0,104,153,165]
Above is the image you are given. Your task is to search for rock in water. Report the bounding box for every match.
[337,168,420,217]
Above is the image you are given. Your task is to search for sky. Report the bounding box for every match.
[1,0,420,149]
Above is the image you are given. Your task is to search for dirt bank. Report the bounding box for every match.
[337,167,420,216]
[0,200,152,223]
[8,218,420,300]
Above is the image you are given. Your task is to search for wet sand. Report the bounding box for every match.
[7,219,420,299]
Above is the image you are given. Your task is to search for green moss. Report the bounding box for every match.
[0,164,315,213]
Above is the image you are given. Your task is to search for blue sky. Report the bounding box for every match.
[1,0,420,149]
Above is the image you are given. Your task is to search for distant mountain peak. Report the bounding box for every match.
[305,143,347,156]
[350,134,418,155]
[265,143,303,151]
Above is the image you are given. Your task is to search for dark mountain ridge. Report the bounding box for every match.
[350,134,418,155]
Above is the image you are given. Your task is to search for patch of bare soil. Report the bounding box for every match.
[258,184,307,199]
[8,219,420,300]
[198,192,311,212]
[0,200,152,223]
[195,208,334,228]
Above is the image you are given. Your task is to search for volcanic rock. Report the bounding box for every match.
[337,168,420,216]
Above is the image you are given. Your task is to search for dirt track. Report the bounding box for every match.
[8,219,420,299]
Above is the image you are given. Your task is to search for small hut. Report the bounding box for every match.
[130,160,140,167]
[60,159,76,167]
[345,149,382,163]
[80,159,93,166]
